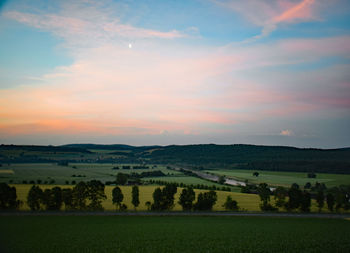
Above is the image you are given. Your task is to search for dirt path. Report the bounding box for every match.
[1,211,349,219]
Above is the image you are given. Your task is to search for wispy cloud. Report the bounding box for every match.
[1,0,349,147]
[213,0,318,41]
[1,35,349,137]
[3,1,188,49]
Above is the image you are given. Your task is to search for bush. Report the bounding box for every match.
[223,196,239,211]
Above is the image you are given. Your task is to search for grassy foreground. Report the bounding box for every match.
[1,216,350,253]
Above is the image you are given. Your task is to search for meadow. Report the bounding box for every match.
[1,215,350,253]
[206,169,350,188]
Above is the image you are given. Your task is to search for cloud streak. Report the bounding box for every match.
[4,2,187,49]
[214,0,318,41]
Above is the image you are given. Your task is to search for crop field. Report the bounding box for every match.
[144,175,239,190]
[206,169,350,188]
[0,163,182,185]
[11,184,334,212]
[0,169,14,174]
[12,184,261,211]
[1,216,350,253]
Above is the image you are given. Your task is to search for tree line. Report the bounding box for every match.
[257,183,350,212]
[148,179,232,192]
[0,181,232,212]
[2,181,349,212]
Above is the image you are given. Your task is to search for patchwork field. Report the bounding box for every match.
[1,216,350,253]
[0,163,240,191]
[0,163,180,184]
[206,169,350,188]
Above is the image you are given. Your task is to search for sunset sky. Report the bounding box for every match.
[0,0,349,147]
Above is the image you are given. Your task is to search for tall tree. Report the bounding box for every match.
[300,190,311,212]
[42,187,62,210]
[193,190,217,211]
[87,180,106,211]
[131,185,140,210]
[151,188,162,210]
[274,186,287,208]
[178,187,195,211]
[62,188,73,210]
[257,183,271,206]
[0,183,19,210]
[285,183,302,211]
[27,185,43,211]
[326,192,335,212]
[316,189,324,212]
[257,183,276,211]
[151,184,178,211]
[112,186,124,210]
[72,182,88,210]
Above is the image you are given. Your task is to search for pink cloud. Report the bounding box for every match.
[273,0,315,23]
[214,0,318,40]
[1,30,349,138]
[3,7,186,47]
[280,129,293,136]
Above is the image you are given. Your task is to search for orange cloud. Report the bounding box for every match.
[214,0,318,41]
[274,0,315,23]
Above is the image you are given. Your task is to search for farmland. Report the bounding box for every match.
[205,169,350,188]
[12,184,261,211]
[0,163,240,191]
[1,162,349,190]
[1,145,350,214]
[1,215,350,253]
[10,184,336,212]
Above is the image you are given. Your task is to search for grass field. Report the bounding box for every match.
[2,163,349,190]
[144,175,240,191]
[0,163,182,185]
[1,216,350,253]
[206,169,350,188]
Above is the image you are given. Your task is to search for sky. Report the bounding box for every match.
[0,0,349,148]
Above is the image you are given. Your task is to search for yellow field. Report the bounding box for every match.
[12,184,261,211]
[0,169,14,174]
[12,184,334,212]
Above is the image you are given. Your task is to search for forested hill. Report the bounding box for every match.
[1,144,350,174]
[146,144,350,173]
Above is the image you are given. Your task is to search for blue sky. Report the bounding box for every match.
[0,0,349,148]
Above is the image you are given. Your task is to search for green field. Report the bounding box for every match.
[145,175,240,190]
[2,163,349,190]
[206,169,350,188]
[0,163,182,185]
[1,216,350,253]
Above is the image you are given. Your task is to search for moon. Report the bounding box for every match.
[128,43,132,49]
